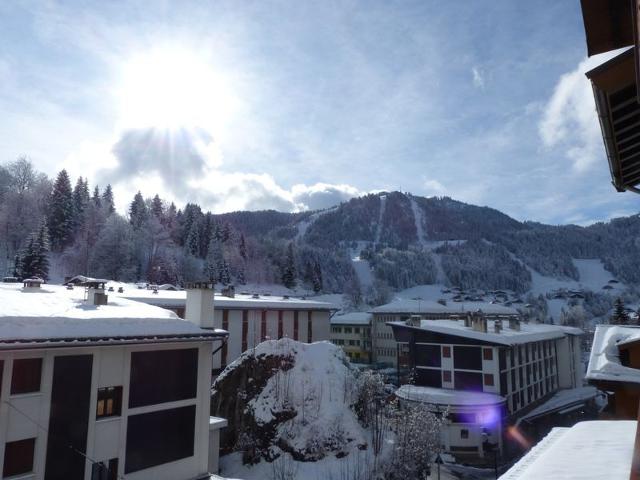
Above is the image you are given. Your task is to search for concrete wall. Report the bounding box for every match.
[0,341,214,480]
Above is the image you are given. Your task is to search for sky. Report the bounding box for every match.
[0,0,637,225]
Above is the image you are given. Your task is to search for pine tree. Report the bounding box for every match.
[204,237,224,282]
[312,261,323,293]
[47,169,74,250]
[611,297,630,325]
[151,194,163,219]
[18,223,50,280]
[239,234,247,261]
[282,243,297,289]
[129,191,147,230]
[185,222,200,257]
[92,186,101,208]
[72,176,90,231]
[102,184,115,214]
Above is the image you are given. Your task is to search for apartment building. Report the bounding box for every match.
[0,280,227,480]
[330,312,371,363]
[388,313,586,457]
[119,288,334,372]
[370,299,520,367]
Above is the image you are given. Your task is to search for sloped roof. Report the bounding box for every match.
[586,324,640,385]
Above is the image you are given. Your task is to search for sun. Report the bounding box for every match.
[115,47,237,132]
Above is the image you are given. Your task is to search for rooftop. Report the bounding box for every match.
[389,319,582,346]
[499,421,636,479]
[370,298,519,316]
[517,386,600,424]
[116,286,336,311]
[395,385,505,407]
[0,283,225,349]
[331,312,371,325]
[586,324,640,385]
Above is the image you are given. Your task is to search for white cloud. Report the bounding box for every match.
[538,50,627,173]
[423,179,447,196]
[471,67,484,89]
[291,183,362,210]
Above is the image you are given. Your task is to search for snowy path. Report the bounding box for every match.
[350,241,374,288]
[374,195,387,244]
[410,196,427,245]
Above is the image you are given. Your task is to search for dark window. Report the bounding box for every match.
[499,349,506,370]
[460,429,469,439]
[442,346,451,358]
[91,458,118,480]
[294,311,299,340]
[260,310,267,341]
[525,344,530,363]
[278,311,283,338]
[454,371,483,391]
[416,368,442,388]
[519,390,524,405]
[453,346,482,371]
[11,358,42,394]
[97,387,123,418]
[518,346,522,364]
[221,310,229,366]
[415,345,442,367]
[519,367,524,387]
[500,372,507,395]
[449,412,475,423]
[442,370,452,382]
[125,405,195,473]
[483,348,493,361]
[242,310,248,350]
[511,369,516,390]
[3,438,35,477]
[129,349,198,408]
[484,374,494,386]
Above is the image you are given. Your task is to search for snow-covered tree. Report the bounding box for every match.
[47,169,74,250]
[282,243,296,289]
[611,297,630,325]
[102,184,115,214]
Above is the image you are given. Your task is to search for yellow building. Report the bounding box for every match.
[330,312,372,363]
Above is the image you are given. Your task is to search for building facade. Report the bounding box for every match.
[370,299,520,367]
[388,315,584,458]
[0,281,227,480]
[119,289,334,372]
[330,312,372,363]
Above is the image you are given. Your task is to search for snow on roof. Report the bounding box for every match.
[389,319,580,346]
[500,421,636,479]
[331,312,371,325]
[517,386,599,424]
[586,324,640,385]
[0,283,223,347]
[395,385,505,407]
[117,287,336,311]
[370,298,519,316]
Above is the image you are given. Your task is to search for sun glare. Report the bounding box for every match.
[116,48,237,132]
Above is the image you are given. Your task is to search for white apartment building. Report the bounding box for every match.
[119,288,334,372]
[0,280,227,480]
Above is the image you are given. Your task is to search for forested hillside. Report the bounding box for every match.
[1,158,639,301]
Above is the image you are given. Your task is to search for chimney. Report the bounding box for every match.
[509,318,521,331]
[464,313,472,328]
[185,282,215,329]
[471,311,487,333]
[84,280,108,305]
[222,285,235,298]
[408,315,422,327]
[494,319,502,333]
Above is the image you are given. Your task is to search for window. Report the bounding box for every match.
[484,374,494,386]
[125,406,195,473]
[483,348,493,361]
[442,346,451,358]
[442,370,452,382]
[91,458,118,480]
[3,438,35,477]
[453,346,482,370]
[96,386,122,418]
[344,327,352,333]
[454,371,483,391]
[354,327,360,334]
[129,349,198,408]
[11,358,42,394]
[460,429,469,439]
[415,345,441,367]
[349,340,356,346]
